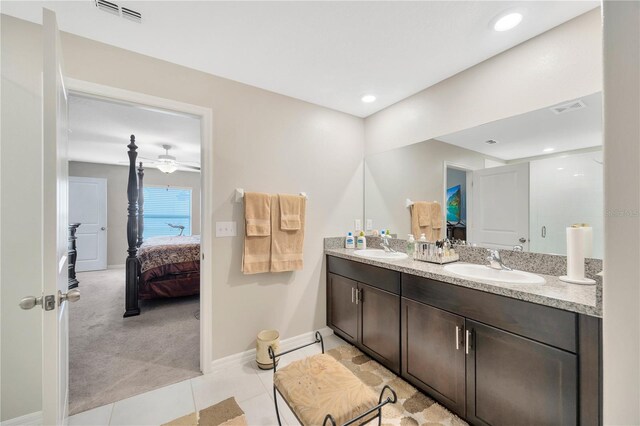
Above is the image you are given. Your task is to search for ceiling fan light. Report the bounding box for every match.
[157,163,178,174]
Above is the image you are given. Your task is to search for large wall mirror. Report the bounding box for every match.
[364,91,603,259]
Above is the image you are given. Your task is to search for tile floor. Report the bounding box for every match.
[68,333,346,426]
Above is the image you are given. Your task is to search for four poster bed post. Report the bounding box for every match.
[124,135,141,317]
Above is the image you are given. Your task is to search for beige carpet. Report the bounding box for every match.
[328,345,468,426]
[69,267,200,415]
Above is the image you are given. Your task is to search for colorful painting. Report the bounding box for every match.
[447,185,461,222]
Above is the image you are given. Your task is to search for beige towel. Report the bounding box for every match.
[430,202,443,229]
[242,192,272,274]
[279,194,302,230]
[416,201,431,227]
[244,192,271,236]
[271,194,306,272]
[411,202,431,239]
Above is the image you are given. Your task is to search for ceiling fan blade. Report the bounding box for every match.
[178,163,201,171]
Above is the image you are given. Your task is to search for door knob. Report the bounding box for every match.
[101,227,106,230]
[519,237,527,243]
[59,289,80,304]
[19,296,43,310]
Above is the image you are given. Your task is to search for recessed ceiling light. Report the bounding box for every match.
[361,94,376,103]
[494,12,523,32]
[543,147,555,153]
[573,173,584,177]
[557,167,564,171]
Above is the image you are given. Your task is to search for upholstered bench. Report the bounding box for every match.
[268,332,396,426]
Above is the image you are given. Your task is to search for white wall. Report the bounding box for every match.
[0,14,364,420]
[602,1,640,424]
[364,8,602,156]
[69,162,202,267]
[529,150,604,258]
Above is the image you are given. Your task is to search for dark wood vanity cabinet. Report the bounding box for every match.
[401,298,466,415]
[465,320,577,425]
[327,257,400,373]
[326,255,601,425]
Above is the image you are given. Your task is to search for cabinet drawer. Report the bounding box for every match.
[402,273,577,353]
[327,256,400,295]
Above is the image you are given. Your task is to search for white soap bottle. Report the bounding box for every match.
[356,231,367,249]
[407,234,416,258]
[345,232,355,249]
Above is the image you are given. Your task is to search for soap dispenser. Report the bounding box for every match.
[356,231,367,249]
[407,234,416,258]
[345,232,355,249]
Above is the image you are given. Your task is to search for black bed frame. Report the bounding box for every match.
[124,135,145,317]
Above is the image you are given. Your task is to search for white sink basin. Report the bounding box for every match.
[444,263,545,285]
[353,249,408,260]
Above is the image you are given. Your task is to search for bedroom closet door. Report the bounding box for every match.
[69,176,108,271]
[42,8,76,425]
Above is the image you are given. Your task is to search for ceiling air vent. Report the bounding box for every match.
[122,7,142,23]
[550,100,586,115]
[485,139,498,145]
[95,0,119,16]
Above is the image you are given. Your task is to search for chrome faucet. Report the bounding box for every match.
[380,234,397,253]
[486,249,511,271]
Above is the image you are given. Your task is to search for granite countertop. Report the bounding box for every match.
[325,247,601,317]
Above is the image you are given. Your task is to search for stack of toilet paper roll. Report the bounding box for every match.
[559,224,596,285]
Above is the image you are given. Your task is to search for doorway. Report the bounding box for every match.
[443,163,472,242]
[63,80,214,416]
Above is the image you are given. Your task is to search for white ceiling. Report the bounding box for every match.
[437,92,603,160]
[2,1,598,117]
[68,94,201,170]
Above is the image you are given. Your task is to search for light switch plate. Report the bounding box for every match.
[216,221,237,237]
[354,219,362,231]
[366,219,373,231]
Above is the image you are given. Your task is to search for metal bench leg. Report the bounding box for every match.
[273,385,282,426]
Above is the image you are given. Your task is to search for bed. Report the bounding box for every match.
[124,135,200,317]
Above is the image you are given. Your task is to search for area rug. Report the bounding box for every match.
[328,345,468,426]
[163,397,247,426]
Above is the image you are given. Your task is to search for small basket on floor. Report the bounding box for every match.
[268,332,397,426]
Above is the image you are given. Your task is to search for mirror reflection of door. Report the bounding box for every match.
[470,163,530,251]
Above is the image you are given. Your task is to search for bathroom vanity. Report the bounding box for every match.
[325,246,601,426]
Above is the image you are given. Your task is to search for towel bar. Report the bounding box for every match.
[235,188,307,203]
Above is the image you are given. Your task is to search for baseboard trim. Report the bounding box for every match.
[1,411,42,426]
[107,264,125,269]
[210,327,334,372]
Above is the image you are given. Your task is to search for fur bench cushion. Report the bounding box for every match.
[274,353,378,425]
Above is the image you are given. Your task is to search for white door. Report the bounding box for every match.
[470,163,530,250]
[69,177,108,271]
[42,9,76,425]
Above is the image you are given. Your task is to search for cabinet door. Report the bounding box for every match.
[327,273,358,343]
[358,283,400,372]
[401,298,466,415]
[466,320,577,426]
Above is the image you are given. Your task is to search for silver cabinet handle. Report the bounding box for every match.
[465,329,471,354]
[541,226,546,238]
[355,289,359,305]
[456,326,461,350]
[351,287,355,304]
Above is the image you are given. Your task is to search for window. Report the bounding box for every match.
[143,186,192,238]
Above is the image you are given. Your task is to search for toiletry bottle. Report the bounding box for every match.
[419,233,427,242]
[356,231,367,249]
[407,234,416,258]
[345,232,355,249]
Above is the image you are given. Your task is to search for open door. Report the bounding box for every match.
[42,8,77,425]
[469,163,529,250]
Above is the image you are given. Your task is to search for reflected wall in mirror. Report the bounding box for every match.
[364,91,603,259]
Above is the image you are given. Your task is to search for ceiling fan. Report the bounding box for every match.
[137,145,201,174]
